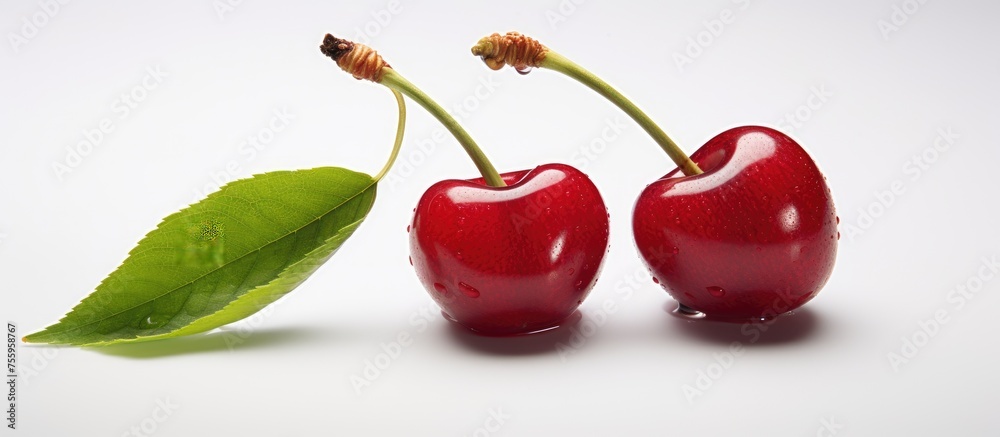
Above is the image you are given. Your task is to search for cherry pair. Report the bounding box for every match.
[322,32,837,336]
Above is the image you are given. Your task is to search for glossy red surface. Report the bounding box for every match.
[410,163,610,335]
[633,126,837,320]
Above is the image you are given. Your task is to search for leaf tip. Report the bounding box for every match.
[22,329,53,345]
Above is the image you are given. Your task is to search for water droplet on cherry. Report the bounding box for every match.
[408,256,413,266]
[457,282,480,298]
[673,303,705,319]
[706,286,726,297]
[835,216,840,224]
[652,277,660,284]
[568,268,575,275]
[575,280,584,288]
[837,232,841,240]
[433,283,448,294]
[515,66,533,75]
[406,225,410,233]
[672,247,680,254]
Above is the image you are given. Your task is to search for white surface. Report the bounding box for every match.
[2,1,999,436]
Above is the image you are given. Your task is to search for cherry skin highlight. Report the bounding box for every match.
[409,163,610,335]
[633,126,837,321]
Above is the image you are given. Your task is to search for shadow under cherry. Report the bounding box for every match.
[443,310,583,356]
[664,301,824,346]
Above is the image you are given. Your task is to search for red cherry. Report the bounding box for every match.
[633,126,837,320]
[410,164,610,335]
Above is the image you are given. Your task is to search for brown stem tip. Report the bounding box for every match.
[471,32,548,72]
[320,33,390,83]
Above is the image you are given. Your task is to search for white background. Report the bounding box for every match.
[2,0,999,436]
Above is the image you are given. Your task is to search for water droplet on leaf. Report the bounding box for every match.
[143,315,166,328]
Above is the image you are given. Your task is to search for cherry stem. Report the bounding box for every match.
[379,69,506,187]
[539,51,703,176]
[373,89,406,182]
[320,33,505,187]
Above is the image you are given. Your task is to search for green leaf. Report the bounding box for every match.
[25,167,376,346]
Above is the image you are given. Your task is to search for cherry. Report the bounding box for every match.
[633,126,836,320]
[472,32,837,321]
[321,34,610,335]
[410,165,609,335]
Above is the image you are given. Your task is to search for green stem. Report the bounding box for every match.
[379,69,506,187]
[539,51,702,176]
[374,90,406,181]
